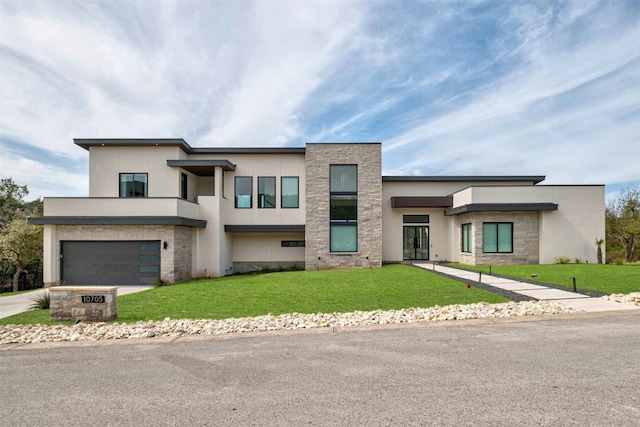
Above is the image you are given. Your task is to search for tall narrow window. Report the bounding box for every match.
[461,223,471,253]
[281,177,299,208]
[330,165,357,252]
[119,173,148,198]
[482,222,513,253]
[181,173,188,200]
[235,177,252,208]
[258,177,276,208]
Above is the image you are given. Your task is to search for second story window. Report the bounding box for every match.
[281,177,299,208]
[119,173,148,198]
[258,177,276,208]
[235,176,252,208]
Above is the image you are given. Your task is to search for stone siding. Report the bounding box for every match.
[305,143,382,270]
[50,286,117,322]
[456,212,540,265]
[55,225,192,283]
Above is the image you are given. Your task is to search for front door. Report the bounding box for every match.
[403,226,429,260]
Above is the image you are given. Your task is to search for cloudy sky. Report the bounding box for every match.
[1,0,638,201]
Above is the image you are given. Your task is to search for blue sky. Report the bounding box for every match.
[1,0,638,201]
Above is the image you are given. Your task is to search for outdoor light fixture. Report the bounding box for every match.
[163,242,168,249]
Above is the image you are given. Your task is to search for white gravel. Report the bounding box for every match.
[600,292,640,306]
[0,300,577,344]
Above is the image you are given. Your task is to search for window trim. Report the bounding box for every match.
[482,222,513,253]
[280,176,299,209]
[119,173,148,198]
[234,176,253,208]
[330,164,358,253]
[258,176,276,209]
[281,240,305,248]
[461,223,472,253]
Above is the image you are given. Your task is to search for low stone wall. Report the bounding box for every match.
[50,287,118,322]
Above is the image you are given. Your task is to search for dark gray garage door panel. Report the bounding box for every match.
[61,241,160,286]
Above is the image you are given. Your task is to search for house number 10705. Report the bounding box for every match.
[81,295,105,303]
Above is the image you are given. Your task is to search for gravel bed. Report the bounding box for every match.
[0,300,576,345]
[600,292,640,306]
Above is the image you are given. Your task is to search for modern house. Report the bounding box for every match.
[30,139,605,286]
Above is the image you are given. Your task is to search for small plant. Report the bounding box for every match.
[595,238,604,264]
[612,258,625,265]
[574,258,583,264]
[153,275,173,287]
[554,256,570,264]
[29,291,50,310]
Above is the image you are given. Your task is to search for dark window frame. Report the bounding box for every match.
[119,173,148,198]
[234,176,253,208]
[403,215,430,223]
[330,165,358,253]
[482,222,513,253]
[461,223,472,253]
[258,176,276,209]
[281,240,305,247]
[281,176,299,209]
[181,173,188,200]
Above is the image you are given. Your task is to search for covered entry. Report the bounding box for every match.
[403,226,429,260]
[61,241,160,286]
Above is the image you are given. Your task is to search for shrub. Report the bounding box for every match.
[612,258,625,265]
[574,258,583,264]
[153,276,172,287]
[554,256,570,264]
[29,290,50,310]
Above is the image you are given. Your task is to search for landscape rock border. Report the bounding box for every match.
[0,300,577,344]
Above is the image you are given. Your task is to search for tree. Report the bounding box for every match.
[0,212,43,291]
[606,188,640,262]
[0,178,29,226]
[595,238,604,264]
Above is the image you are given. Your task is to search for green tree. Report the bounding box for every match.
[0,178,29,226]
[606,188,640,262]
[0,212,43,291]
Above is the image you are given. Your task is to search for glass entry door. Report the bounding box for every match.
[403,226,429,260]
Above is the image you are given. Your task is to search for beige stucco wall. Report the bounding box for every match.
[43,197,201,219]
[89,146,184,197]
[231,233,305,262]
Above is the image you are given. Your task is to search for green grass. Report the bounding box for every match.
[0,289,40,297]
[0,265,507,325]
[446,263,640,294]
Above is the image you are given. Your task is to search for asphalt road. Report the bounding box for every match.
[1,312,639,426]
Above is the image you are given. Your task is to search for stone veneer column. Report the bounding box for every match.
[305,143,382,270]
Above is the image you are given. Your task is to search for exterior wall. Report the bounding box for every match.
[455,212,540,265]
[48,224,192,284]
[43,197,200,219]
[231,232,305,273]
[89,146,183,197]
[305,143,382,270]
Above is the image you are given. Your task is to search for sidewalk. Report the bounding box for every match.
[414,263,640,313]
[0,286,152,320]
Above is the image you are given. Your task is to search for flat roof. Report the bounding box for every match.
[74,139,306,154]
[445,203,558,216]
[28,216,207,228]
[383,176,546,184]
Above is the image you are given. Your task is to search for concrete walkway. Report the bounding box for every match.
[415,263,640,313]
[0,286,152,320]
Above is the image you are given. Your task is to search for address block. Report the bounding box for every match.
[50,287,118,322]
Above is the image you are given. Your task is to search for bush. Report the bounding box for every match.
[29,290,50,310]
[606,249,625,264]
[612,258,625,265]
[554,256,570,264]
[574,258,583,264]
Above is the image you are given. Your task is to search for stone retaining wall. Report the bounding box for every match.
[50,286,117,322]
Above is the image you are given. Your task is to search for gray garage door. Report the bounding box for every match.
[61,241,161,286]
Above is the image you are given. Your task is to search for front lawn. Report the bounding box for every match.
[0,265,507,325]
[446,263,640,294]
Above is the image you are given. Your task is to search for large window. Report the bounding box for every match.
[461,223,472,253]
[482,222,513,253]
[258,177,276,208]
[119,173,148,198]
[281,177,299,208]
[330,165,357,252]
[235,177,252,208]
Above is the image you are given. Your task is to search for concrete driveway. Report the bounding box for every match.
[0,286,152,319]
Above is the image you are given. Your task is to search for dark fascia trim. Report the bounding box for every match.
[28,216,207,228]
[391,196,453,208]
[445,203,559,216]
[306,142,382,145]
[224,225,305,233]
[167,160,236,174]
[74,139,306,155]
[383,175,546,184]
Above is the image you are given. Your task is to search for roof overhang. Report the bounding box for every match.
[391,196,453,208]
[224,225,305,233]
[167,160,236,175]
[28,216,207,228]
[74,139,306,154]
[445,203,559,216]
[383,176,546,184]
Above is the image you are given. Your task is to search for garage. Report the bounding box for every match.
[61,241,161,286]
